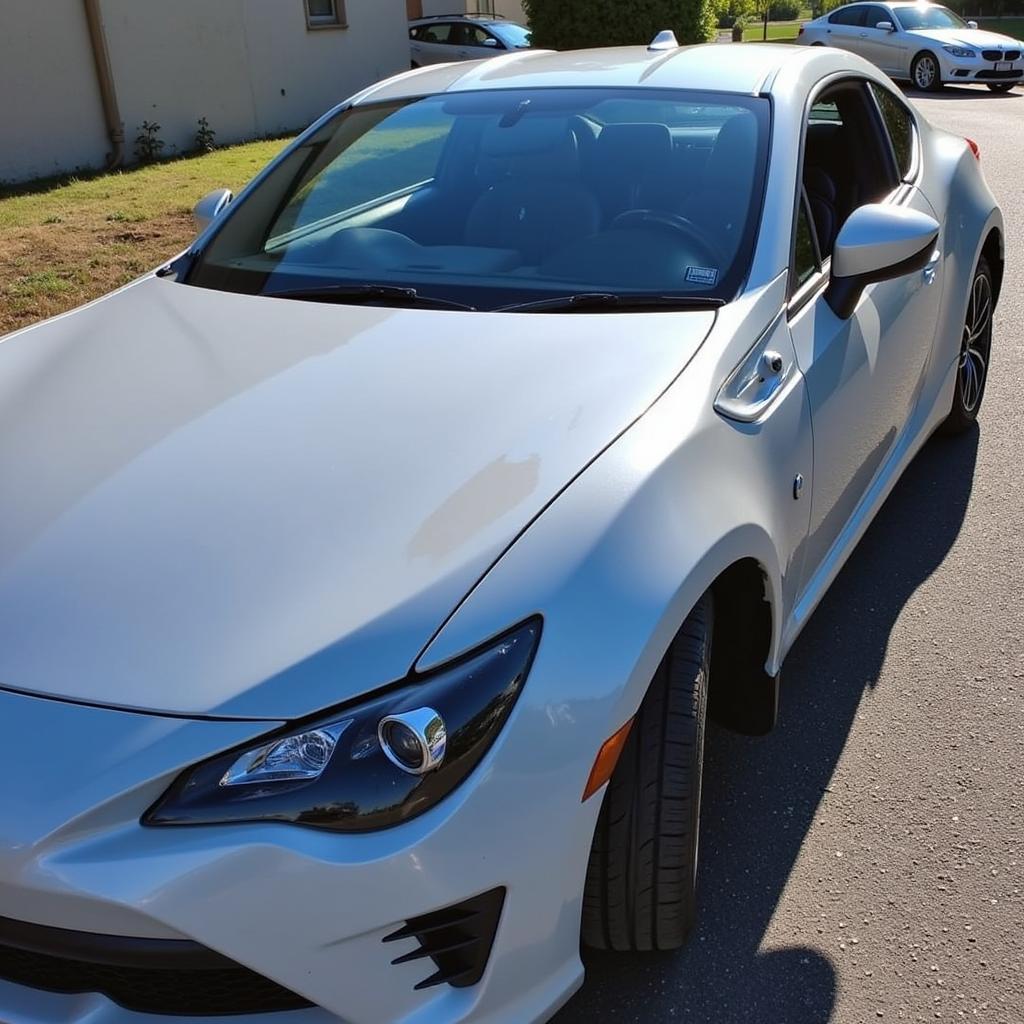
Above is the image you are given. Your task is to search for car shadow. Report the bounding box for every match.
[900,83,1022,100]
[553,425,979,1024]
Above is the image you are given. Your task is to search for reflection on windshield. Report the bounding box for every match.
[187,88,769,311]
[897,5,967,30]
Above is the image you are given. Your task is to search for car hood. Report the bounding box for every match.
[0,277,716,719]
[906,27,1021,48]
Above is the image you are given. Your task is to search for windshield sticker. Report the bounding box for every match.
[685,266,719,286]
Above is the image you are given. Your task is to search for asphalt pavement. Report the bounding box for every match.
[554,84,1024,1024]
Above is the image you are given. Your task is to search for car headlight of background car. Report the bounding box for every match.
[144,620,540,832]
[943,46,977,58]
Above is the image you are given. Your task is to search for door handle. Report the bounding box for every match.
[715,314,795,423]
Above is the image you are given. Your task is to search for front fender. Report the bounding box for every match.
[417,273,812,782]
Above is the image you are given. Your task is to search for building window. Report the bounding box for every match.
[305,0,347,29]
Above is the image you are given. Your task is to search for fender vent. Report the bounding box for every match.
[383,888,505,991]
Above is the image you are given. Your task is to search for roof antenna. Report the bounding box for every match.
[648,29,679,51]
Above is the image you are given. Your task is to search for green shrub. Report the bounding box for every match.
[523,0,724,48]
[768,0,801,19]
[719,0,758,28]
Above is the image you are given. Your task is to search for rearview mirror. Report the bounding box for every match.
[967,19,978,28]
[193,188,233,233]
[826,203,939,319]
[875,20,895,31]
[482,37,500,47]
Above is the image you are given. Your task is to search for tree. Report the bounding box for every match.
[522,0,727,49]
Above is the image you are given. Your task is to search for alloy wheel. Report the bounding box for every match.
[959,270,992,413]
[914,55,937,90]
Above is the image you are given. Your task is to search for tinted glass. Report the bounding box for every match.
[793,197,819,289]
[870,82,914,179]
[492,23,532,47]
[896,4,966,28]
[417,23,454,43]
[188,89,771,309]
[829,6,865,25]
[862,5,890,27]
[460,24,498,47]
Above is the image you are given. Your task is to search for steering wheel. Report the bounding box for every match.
[609,209,725,269]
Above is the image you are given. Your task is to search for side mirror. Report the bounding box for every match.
[482,36,500,47]
[967,19,978,28]
[875,20,895,31]
[193,188,233,233]
[826,203,939,319]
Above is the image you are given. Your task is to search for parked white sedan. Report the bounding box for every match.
[0,33,1004,1024]
[409,13,531,67]
[799,1,1023,91]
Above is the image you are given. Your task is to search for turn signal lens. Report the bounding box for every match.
[965,137,980,160]
[582,718,634,802]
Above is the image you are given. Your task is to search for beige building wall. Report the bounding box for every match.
[0,1,109,183]
[0,0,409,185]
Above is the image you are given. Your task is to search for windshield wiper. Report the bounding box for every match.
[496,292,726,314]
[263,283,476,311]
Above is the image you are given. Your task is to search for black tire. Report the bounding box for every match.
[581,594,712,952]
[912,52,943,92]
[987,82,1015,93]
[940,256,994,435]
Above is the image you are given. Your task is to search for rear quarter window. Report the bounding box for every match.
[870,82,915,179]
[829,6,865,24]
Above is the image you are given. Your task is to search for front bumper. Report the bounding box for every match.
[0,686,591,1024]
[936,50,1023,83]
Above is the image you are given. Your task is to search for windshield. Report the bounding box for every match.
[896,5,968,30]
[187,88,769,310]
[491,22,532,47]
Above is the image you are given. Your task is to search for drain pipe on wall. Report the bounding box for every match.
[83,0,125,170]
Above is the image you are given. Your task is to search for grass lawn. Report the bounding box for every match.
[0,138,290,336]
[743,20,802,42]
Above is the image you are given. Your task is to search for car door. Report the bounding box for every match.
[822,4,869,55]
[858,4,905,74]
[787,79,942,580]
[410,22,459,65]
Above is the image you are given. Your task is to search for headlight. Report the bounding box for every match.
[144,620,540,832]
[943,45,976,58]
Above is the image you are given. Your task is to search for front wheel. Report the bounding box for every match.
[987,82,1016,93]
[912,52,943,92]
[581,594,712,951]
[940,256,994,435]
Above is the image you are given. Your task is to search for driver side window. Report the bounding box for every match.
[791,78,900,300]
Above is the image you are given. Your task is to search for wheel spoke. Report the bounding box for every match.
[973,294,991,335]
[961,359,977,410]
[958,271,992,414]
[969,346,987,380]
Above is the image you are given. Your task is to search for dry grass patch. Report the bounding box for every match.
[0,138,291,336]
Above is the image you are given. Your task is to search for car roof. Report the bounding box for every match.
[360,42,824,103]
[410,14,506,24]
[834,1,948,6]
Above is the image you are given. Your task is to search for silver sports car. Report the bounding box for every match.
[0,34,1003,1024]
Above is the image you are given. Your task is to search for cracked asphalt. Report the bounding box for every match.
[554,84,1024,1024]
